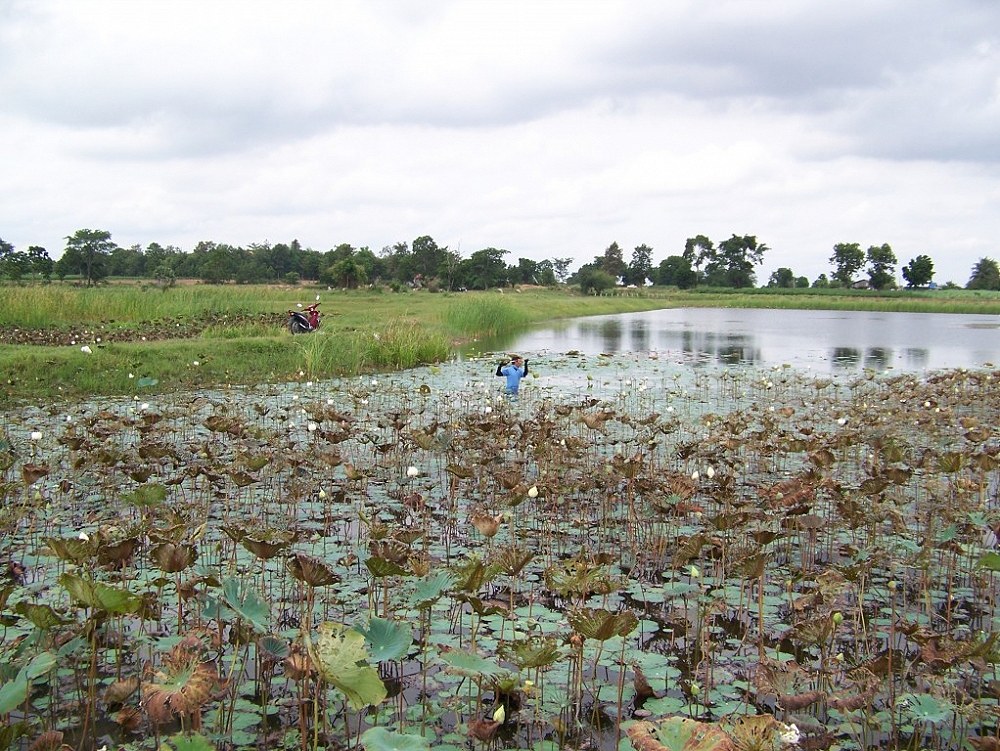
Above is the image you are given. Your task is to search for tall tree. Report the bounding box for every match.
[829,243,865,286]
[967,257,1000,290]
[27,246,53,280]
[704,234,768,288]
[598,242,627,281]
[551,257,573,284]
[654,255,696,289]
[901,254,934,288]
[625,244,653,286]
[63,228,117,286]
[683,235,714,283]
[866,243,897,290]
[411,235,448,281]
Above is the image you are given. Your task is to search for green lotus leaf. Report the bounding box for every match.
[122,483,168,507]
[0,652,56,714]
[408,571,456,609]
[356,617,413,663]
[160,731,215,751]
[136,376,159,388]
[14,602,70,630]
[45,536,94,563]
[437,648,506,679]
[977,552,1000,572]
[306,623,386,709]
[365,556,409,578]
[359,727,431,751]
[221,577,270,633]
[626,717,732,751]
[58,573,141,615]
[499,636,562,670]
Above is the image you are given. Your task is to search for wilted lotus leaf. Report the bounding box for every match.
[369,539,410,565]
[151,542,198,573]
[445,462,474,479]
[809,448,837,469]
[725,715,783,751]
[492,545,534,577]
[138,441,173,460]
[113,706,143,733]
[544,557,618,599]
[470,512,502,538]
[937,451,967,473]
[45,536,94,563]
[142,642,218,723]
[409,431,434,450]
[203,414,244,436]
[467,718,502,743]
[103,676,140,705]
[97,537,140,567]
[286,552,340,587]
[567,607,638,641]
[241,530,295,560]
[28,729,64,751]
[228,469,259,487]
[21,463,49,486]
[626,716,734,751]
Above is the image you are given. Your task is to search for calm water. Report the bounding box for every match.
[488,307,1000,373]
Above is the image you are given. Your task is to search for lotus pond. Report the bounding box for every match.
[2,351,999,751]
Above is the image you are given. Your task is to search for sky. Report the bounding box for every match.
[2,0,999,286]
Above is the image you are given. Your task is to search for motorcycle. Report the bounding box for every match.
[287,302,320,334]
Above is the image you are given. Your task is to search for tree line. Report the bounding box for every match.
[1,229,998,291]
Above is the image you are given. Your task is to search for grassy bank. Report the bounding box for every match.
[1,283,998,404]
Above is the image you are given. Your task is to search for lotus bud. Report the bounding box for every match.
[888,580,897,592]
[406,466,419,478]
[318,488,327,499]
[691,470,699,481]
[492,704,506,724]
[690,683,700,697]
[705,466,715,479]
[527,485,539,498]
[30,431,42,441]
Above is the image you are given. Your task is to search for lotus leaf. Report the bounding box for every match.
[305,622,387,709]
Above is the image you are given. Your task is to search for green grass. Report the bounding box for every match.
[1,281,998,404]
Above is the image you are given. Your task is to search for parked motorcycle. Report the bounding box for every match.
[287,302,320,334]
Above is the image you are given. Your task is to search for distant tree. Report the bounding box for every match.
[812,273,830,288]
[598,242,627,281]
[63,228,117,286]
[967,257,1000,290]
[27,246,53,280]
[829,243,865,286]
[513,257,540,285]
[795,276,809,288]
[577,268,616,295]
[624,244,653,286]
[459,248,509,290]
[654,255,697,289]
[901,254,934,288]
[322,257,367,289]
[767,267,795,288]
[704,234,768,288]
[535,259,557,286]
[152,262,176,290]
[551,257,573,284]
[866,243,897,290]
[683,235,714,281]
[411,235,448,281]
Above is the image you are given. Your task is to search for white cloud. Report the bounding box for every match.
[0,0,998,286]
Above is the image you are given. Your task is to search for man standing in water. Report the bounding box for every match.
[496,354,528,396]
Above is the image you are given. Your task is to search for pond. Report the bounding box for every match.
[478,308,1000,373]
[2,345,999,751]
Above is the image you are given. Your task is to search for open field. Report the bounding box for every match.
[1,283,998,405]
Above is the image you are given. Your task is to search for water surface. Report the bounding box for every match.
[486,307,1000,373]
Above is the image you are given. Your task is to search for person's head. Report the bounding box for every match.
[510,354,523,364]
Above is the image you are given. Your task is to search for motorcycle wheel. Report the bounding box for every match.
[288,319,310,334]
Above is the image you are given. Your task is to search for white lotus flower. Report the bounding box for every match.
[406,466,419,477]
[706,466,715,479]
[779,723,800,746]
[528,486,539,498]
[78,531,90,542]
[318,488,327,499]
[30,431,42,441]
[308,422,318,432]
[80,345,92,354]
[192,360,199,366]
[691,470,700,481]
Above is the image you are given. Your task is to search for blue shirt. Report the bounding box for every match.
[500,362,527,394]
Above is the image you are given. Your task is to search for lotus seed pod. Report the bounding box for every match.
[888,580,897,592]
[832,611,843,625]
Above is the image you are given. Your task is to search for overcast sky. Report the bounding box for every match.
[2,0,998,285]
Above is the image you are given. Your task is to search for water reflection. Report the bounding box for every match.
[480,307,1000,374]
